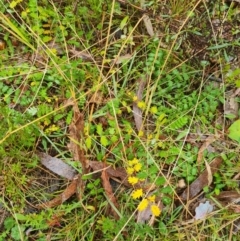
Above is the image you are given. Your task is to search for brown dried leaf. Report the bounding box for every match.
[214,191,240,204]
[38,152,76,180]
[101,165,120,219]
[36,177,78,209]
[204,159,212,186]
[89,161,130,187]
[180,157,223,201]
[143,14,154,37]
[214,191,240,234]
[68,103,89,174]
[230,204,240,214]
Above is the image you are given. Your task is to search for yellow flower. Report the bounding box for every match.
[151,205,161,217]
[147,134,153,140]
[137,101,146,110]
[128,176,139,185]
[128,158,139,166]
[134,163,142,172]
[138,130,144,137]
[138,199,149,211]
[133,95,138,101]
[147,195,156,202]
[150,106,158,114]
[131,189,143,199]
[126,167,134,175]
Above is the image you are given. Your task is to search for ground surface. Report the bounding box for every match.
[0,0,240,240]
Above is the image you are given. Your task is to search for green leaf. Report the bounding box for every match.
[15,213,27,221]
[136,171,148,179]
[207,43,231,50]
[86,136,92,149]
[97,124,103,135]
[110,135,118,143]
[228,119,240,143]
[236,79,240,87]
[100,136,109,147]
[161,185,173,194]
[156,177,166,186]
[176,130,188,141]
[11,225,24,241]
[4,217,15,230]
[10,1,17,8]
[42,35,52,43]
[120,16,129,30]
[159,221,168,235]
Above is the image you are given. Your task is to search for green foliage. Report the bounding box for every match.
[169,116,189,131]
[97,216,156,241]
[1,0,239,240]
[228,119,240,143]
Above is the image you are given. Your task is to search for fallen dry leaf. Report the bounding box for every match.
[214,191,240,234]
[89,161,130,187]
[204,159,212,186]
[142,14,154,37]
[214,191,240,204]
[67,102,90,201]
[180,157,223,201]
[38,152,76,180]
[36,177,79,209]
[68,102,89,174]
[101,165,120,219]
[230,204,240,214]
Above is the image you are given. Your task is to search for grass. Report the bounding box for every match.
[0,0,240,240]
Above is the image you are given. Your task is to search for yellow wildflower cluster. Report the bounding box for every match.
[127,158,142,183]
[45,124,60,134]
[127,158,161,218]
[10,0,23,8]
[138,195,161,217]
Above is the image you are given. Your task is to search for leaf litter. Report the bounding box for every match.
[36,100,127,215]
[4,1,240,235]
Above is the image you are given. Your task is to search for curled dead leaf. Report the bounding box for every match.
[68,102,89,174]
[36,177,79,209]
[101,166,120,219]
